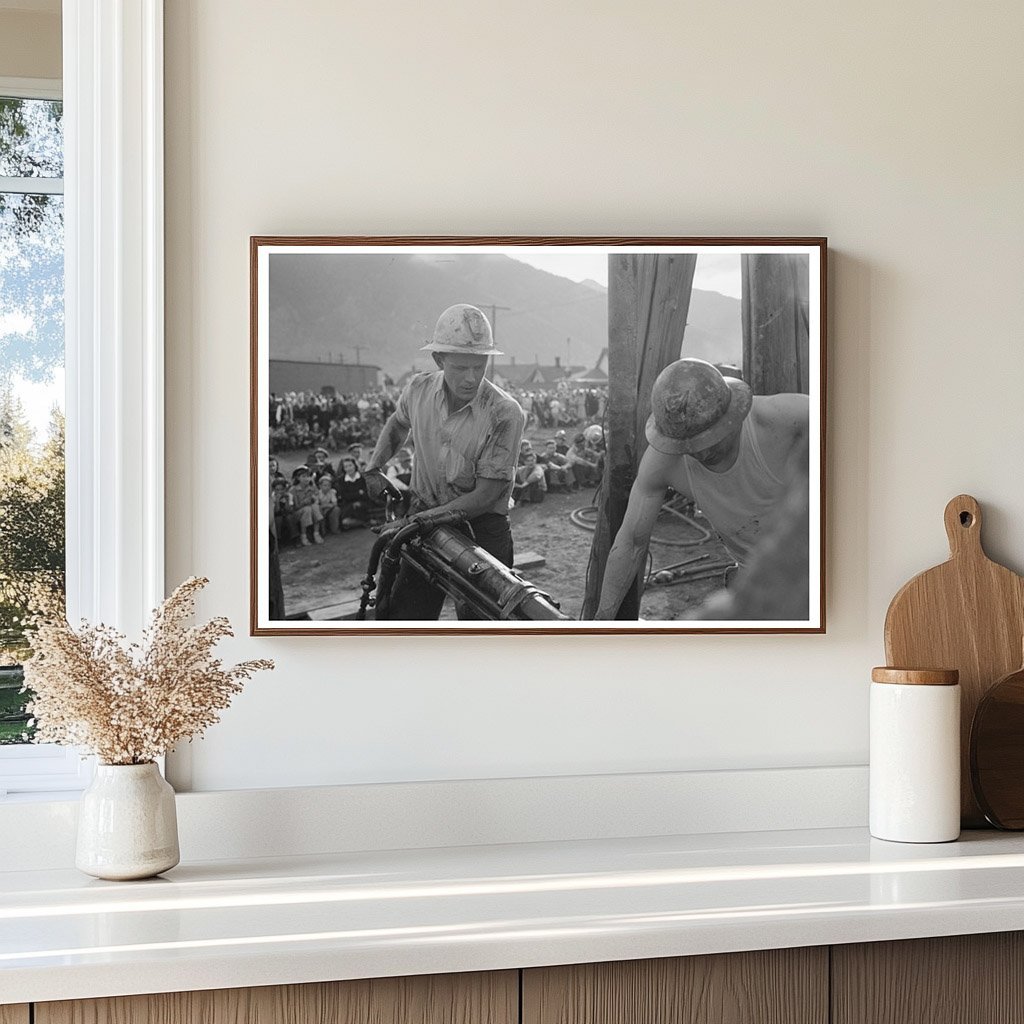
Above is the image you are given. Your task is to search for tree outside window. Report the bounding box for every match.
[0,93,65,744]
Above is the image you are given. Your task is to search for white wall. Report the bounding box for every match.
[163,0,1024,792]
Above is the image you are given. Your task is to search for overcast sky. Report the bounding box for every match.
[0,309,63,445]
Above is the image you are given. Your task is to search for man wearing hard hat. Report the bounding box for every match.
[364,304,526,619]
[595,358,808,620]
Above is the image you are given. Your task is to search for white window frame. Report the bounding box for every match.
[0,77,61,101]
[0,77,64,191]
[0,0,164,799]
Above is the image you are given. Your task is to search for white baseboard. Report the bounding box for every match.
[0,765,868,872]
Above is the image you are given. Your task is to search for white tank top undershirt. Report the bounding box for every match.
[681,415,787,566]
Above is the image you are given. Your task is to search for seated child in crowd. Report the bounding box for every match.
[336,456,371,530]
[290,466,324,545]
[317,472,340,534]
[513,451,547,505]
[271,478,297,545]
[308,446,333,480]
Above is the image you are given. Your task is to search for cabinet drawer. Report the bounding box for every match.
[523,948,827,1024]
[36,971,518,1024]
[832,932,1024,1024]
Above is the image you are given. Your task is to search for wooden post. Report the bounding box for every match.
[634,254,697,453]
[583,255,639,619]
[582,253,696,619]
[741,254,810,395]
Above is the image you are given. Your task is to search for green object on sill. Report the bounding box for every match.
[0,664,34,745]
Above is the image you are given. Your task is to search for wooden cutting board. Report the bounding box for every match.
[884,494,1024,827]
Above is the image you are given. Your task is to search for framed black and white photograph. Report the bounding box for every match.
[251,237,826,634]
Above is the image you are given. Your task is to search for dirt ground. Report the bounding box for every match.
[275,445,734,622]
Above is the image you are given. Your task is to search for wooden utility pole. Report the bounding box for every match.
[633,255,697,454]
[582,253,697,619]
[741,254,810,395]
[583,255,638,619]
[474,303,511,335]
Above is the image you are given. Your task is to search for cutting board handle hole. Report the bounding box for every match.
[960,511,974,527]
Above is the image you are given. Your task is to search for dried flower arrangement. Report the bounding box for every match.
[23,577,273,765]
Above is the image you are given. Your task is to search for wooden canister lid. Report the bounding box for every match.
[871,667,960,686]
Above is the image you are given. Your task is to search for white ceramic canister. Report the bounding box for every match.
[870,667,960,843]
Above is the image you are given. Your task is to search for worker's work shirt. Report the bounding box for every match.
[681,415,788,566]
[393,372,526,516]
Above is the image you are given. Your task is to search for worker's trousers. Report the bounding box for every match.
[384,513,513,621]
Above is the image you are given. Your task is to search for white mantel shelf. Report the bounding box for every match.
[5,826,1024,1004]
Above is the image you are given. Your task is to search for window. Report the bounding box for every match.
[0,86,65,722]
[0,79,83,797]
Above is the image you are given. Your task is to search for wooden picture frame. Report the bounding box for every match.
[251,237,826,635]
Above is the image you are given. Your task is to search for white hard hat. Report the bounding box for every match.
[420,304,504,356]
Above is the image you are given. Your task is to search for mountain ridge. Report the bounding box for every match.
[268,253,742,378]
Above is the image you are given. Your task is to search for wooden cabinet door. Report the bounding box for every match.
[0,1007,29,1024]
[523,949,828,1024]
[36,971,517,1024]
[832,933,1024,1024]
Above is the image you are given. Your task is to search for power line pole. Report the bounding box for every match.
[471,303,510,380]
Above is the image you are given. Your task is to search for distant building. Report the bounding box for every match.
[570,367,608,385]
[570,348,609,385]
[491,356,584,389]
[269,359,383,396]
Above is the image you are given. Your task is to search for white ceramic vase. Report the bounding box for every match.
[76,762,180,880]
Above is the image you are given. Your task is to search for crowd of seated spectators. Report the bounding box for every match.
[513,425,605,505]
[269,444,415,548]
